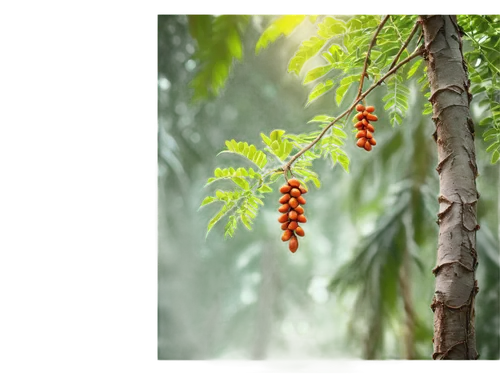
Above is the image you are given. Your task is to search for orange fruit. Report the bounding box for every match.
[295,226,305,237]
[278,204,290,213]
[290,188,301,198]
[279,193,291,204]
[278,213,289,223]
[289,236,299,253]
[289,210,298,221]
[357,137,366,148]
[356,130,366,139]
[288,179,301,187]
[280,185,291,193]
[282,230,293,242]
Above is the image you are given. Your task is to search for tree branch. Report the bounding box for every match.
[356,15,390,100]
[283,45,424,178]
[389,20,421,71]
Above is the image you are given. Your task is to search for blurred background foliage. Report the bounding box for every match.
[158,15,500,359]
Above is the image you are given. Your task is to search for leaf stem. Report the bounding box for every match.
[356,15,390,100]
[283,45,424,177]
[388,20,421,71]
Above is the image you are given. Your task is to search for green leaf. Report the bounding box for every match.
[407,58,423,79]
[492,150,500,164]
[321,52,335,64]
[220,140,267,170]
[226,28,243,60]
[479,116,492,127]
[336,75,358,106]
[282,140,294,160]
[317,16,346,39]
[200,196,216,207]
[303,64,334,84]
[337,154,350,173]
[240,214,252,230]
[308,176,321,188]
[307,80,334,105]
[260,133,272,145]
[257,184,273,193]
[308,115,335,123]
[255,15,307,54]
[330,151,338,165]
[333,128,348,139]
[335,84,350,106]
[383,75,410,126]
[231,177,249,190]
[288,36,327,75]
[483,127,497,137]
[485,134,499,142]
[486,141,500,153]
[250,196,264,206]
[207,204,230,237]
[270,129,286,142]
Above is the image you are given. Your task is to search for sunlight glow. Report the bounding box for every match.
[240,290,254,305]
[158,78,170,90]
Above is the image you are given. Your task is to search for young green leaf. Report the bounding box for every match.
[308,115,335,124]
[240,214,253,230]
[288,36,327,75]
[307,176,321,188]
[330,151,338,165]
[200,196,216,207]
[337,154,350,173]
[307,80,334,105]
[332,127,347,139]
[303,64,335,84]
[492,150,500,164]
[257,184,273,193]
[255,15,307,54]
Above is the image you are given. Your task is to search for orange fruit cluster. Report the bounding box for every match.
[354,104,378,151]
[278,178,307,253]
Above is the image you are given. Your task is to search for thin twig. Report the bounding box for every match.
[356,15,390,100]
[283,45,424,177]
[388,20,421,71]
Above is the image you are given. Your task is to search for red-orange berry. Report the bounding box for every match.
[289,210,298,221]
[278,204,290,213]
[356,104,365,112]
[281,222,290,230]
[297,195,306,205]
[366,106,375,113]
[364,141,372,151]
[282,230,293,242]
[280,185,291,194]
[288,221,298,230]
[289,235,299,253]
[288,179,301,187]
[356,130,366,139]
[295,226,305,237]
[366,123,375,132]
[279,194,291,204]
[297,214,307,223]
[289,197,299,208]
[357,137,366,148]
[369,138,377,146]
[290,188,301,198]
[278,213,289,223]
[294,205,304,215]
[366,113,378,122]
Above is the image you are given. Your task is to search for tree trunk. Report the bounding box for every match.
[420,15,480,360]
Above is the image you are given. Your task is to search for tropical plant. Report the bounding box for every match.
[188,14,499,359]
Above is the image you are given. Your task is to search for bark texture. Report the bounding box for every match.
[420,15,479,360]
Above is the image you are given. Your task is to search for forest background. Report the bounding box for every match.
[159,14,500,360]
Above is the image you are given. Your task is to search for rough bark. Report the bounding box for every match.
[420,15,479,360]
